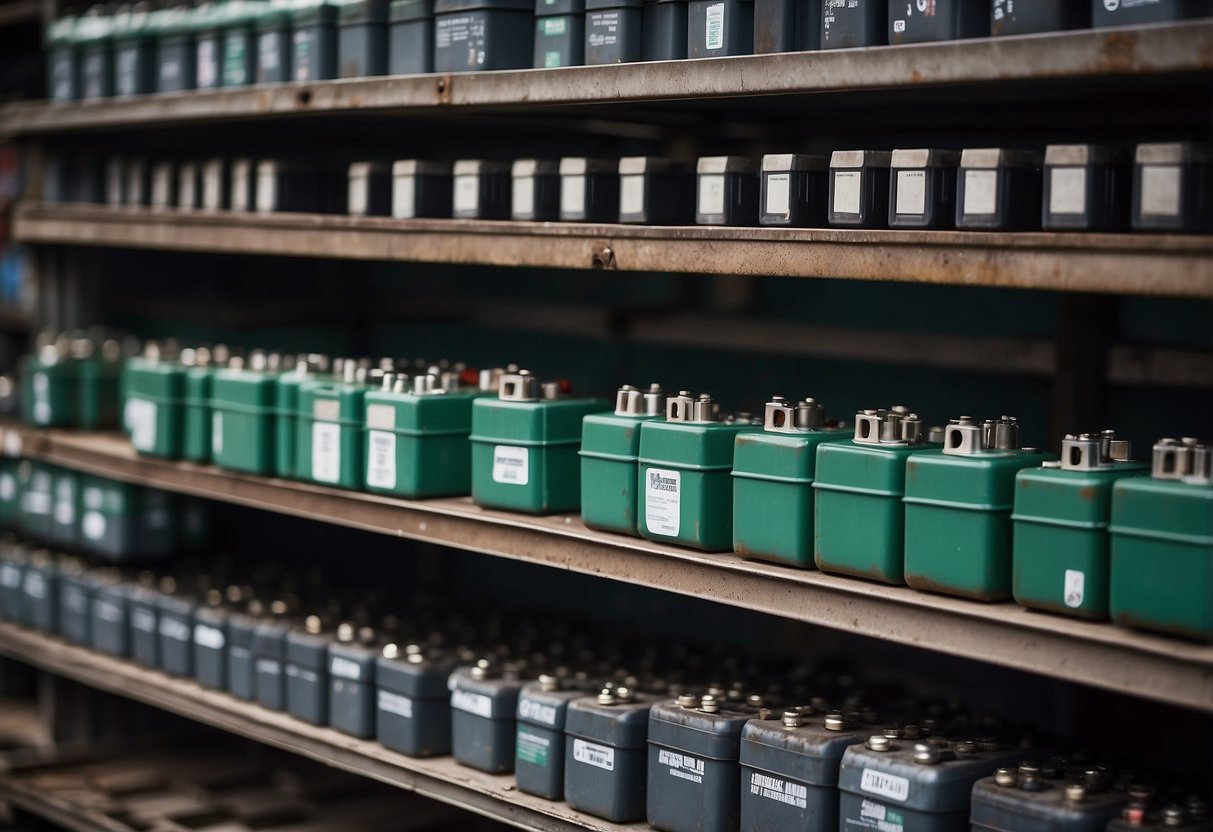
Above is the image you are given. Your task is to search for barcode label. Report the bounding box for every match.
[573,739,614,771]
[126,398,158,452]
[705,2,725,50]
[367,430,397,489]
[312,422,341,483]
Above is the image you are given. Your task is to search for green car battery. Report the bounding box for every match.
[991,0,1088,34]
[586,0,643,63]
[254,601,293,710]
[1110,437,1213,641]
[291,0,338,81]
[113,5,156,96]
[647,693,760,832]
[256,2,293,82]
[511,159,561,221]
[22,337,80,428]
[739,708,872,832]
[1042,144,1130,231]
[49,467,79,550]
[637,392,756,551]
[697,156,759,226]
[126,157,152,205]
[221,0,260,85]
[78,477,176,561]
[76,338,124,430]
[534,0,584,67]
[433,0,534,70]
[618,157,694,224]
[202,158,230,210]
[47,15,81,102]
[903,417,1049,601]
[754,0,818,52]
[193,589,231,691]
[157,583,197,678]
[329,623,380,738]
[348,161,392,216]
[471,371,607,514]
[759,154,829,228]
[1012,432,1147,620]
[821,0,883,47]
[1093,0,1212,27]
[286,615,334,725]
[450,659,527,773]
[0,459,16,529]
[392,160,452,218]
[77,10,116,99]
[732,396,849,568]
[297,363,373,489]
[565,684,655,822]
[178,160,203,210]
[182,347,220,464]
[0,541,26,623]
[814,407,935,584]
[559,157,619,222]
[230,158,257,210]
[1131,142,1212,233]
[452,159,512,219]
[274,354,329,479]
[91,572,133,657]
[18,461,54,542]
[129,578,162,668]
[227,598,263,700]
[154,5,198,91]
[687,0,753,57]
[580,384,667,536]
[889,0,987,43]
[337,0,390,77]
[123,343,186,458]
[971,761,1128,832]
[23,550,59,634]
[194,2,226,88]
[956,148,1043,230]
[213,351,284,476]
[516,674,589,800]
[889,149,960,229]
[829,149,891,228]
[643,0,688,59]
[376,643,458,757]
[58,559,94,645]
[388,0,435,73]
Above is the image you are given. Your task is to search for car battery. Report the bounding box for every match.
[348,162,392,216]
[688,0,753,57]
[1093,0,1213,27]
[338,0,390,77]
[452,159,512,219]
[182,347,218,464]
[0,542,26,623]
[821,0,883,48]
[47,15,80,103]
[195,3,226,89]
[586,0,643,63]
[1110,437,1213,640]
[78,477,176,561]
[813,408,934,584]
[106,157,126,206]
[828,150,891,228]
[201,159,230,210]
[515,674,589,800]
[297,362,373,489]
[1131,142,1212,232]
[889,0,987,43]
[732,396,849,568]
[0,462,16,529]
[253,601,293,710]
[618,157,693,224]
[229,158,257,211]
[23,550,58,634]
[580,384,667,536]
[157,582,197,678]
[956,148,1042,230]
[154,6,197,92]
[559,157,619,222]
[697,156,759,226]
[759,154,828,227]
[274,354,329,479]
[77,11,115,100]
[113,6,156,96]
[291,0,338,80]
[839,736,1027,832]
[389,0,435,73]
[647,693,759,832]
[49,467,78,550]
[123,343,185,458]
[511,159,561,221]
[1012,432,1147,620]
[754,0,819,52]
[17,462,54,543]
[392,160,452,218]
[643,0,688,59]
[77,338,124,431]
[565,684,654,822]
[470,370,607,514]
[126,157,152,206]
[971,762,1128,832]
[636,392,755,551]
[58,559,93,645]
[193,589,233,691]
[227,598,263,700]
[433,0,534,71]
[1107,798,1212,832]
[1042,144,1130,231]
[256,3,293,82]
[221,0,259,85]
[256,160,324,213]
[888,149,959,229]
[534,0,585,67]
[178,160,202,211]
[739,708,872,832]
[991,0,1088,35]
[450,659,526,773]
[21,337,79,428]
[286,615,334,725]
[213,351,283,476]
[330,623,381,738]
[129,578,163,668]
[377,643,458,757]
[91,572,133,657]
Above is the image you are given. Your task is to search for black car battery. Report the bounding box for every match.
[990,0,1088,35]
[451,659,527,773]
[821,0,885,48]
[392,160,453,218]
[688,0,753,56]
[202,157,231,211]
[452,159,512,219]
[226,598,263,701]
[511,159,561,221]
[971,762,1128,832]
[754,0,819,52]
[643,0,688,58]
[889,0,987,43]
[129,577,163,668]
[389,0,435,73]
[377,643,460,757]
[888,148,959,229]
[285,614,333,725]
[329,623,381,738]
[759,153,828,227]
[1093,0,1212,27]
[534,0,585,66]
[193,589,232,691]
[126,157,152,207]
[178,160,202,211]
[619,157,694,224]
[696,156,759,226]
[828,150,891,228]
[739,708,872,832]
[1042,144,1129,231]
[433,0,534,72]
[1108,799,1212,832]
[23,550,58,634]
[586,0,643,63]
[956,148,1041,230]
[157,582,197,678]
[516,674,590,800]
[559,157,619,222]
[91,571,133,657]
[255,4,293,82]
[1131,142,1212,232]
[0,541,25,623]
[338,0,390,77]
[348,162,393,216]
[565,684,655,822]
[292,1,338,81]
[57,558,94,645]
[253,601,293,710]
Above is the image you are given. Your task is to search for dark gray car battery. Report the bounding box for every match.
[392,160,452,218]
[559,157,619,222]
[755,0,819,52]
[888,148,959,229]
[450,660,527,772]
[49,468,79,549]
[157,585,197,678]
[47,16,80,103]
[697,156,759,226]
[151,161,178,210]
[256,160,325,213]
[114,9,156,97]
[586,0,644,63]
[511,159,561,221]
[106,157,126,206]
[338,0,390,77]
[990,0,1088,35]
[285,615,331,723]
[821,0,884,48]
[18,463,53,542]
[91,573,132,657]
[193,590,230,691]
[226,598,262,700]
[78,13,115,99]
[829,150,891,228]
[1093,0,1212,27]
[22,550,58,634]
[434,0,534,71]
[292,1,338,80]
[1131,142,1212,232]
[0,542,25,623]
[129,579,162,668]
[889,0,987,43]
[1042,144,1129,231]
[389,0,435,72]
[230,158,257,211]
[348,162,393,216]
[195,10,225,90]
[126,158,152,206]
[253,603,292,710]
[57,559,93,645]
[565,685,655,822]
[202,158,230,211]
[760,153,828,227]
[838,735,1026,832]
[178,161,202,211]
[534,0,584,67]
[971,763,1128,832]
[643,0,688,58]
[688,0,753,57]
[255,5,293,82]
[956,148,1042,230]
[515,675,588,800]
[452,160,512,219]
[156,8,197,92]
[619,157,694,224]
[376,644,458,757]
[329,623,380,738]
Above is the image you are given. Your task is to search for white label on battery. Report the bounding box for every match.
[1049,167,1086,215]
[573,738,615,771]
[96,599,123,623]
[698,174,725,217]
[620,175,645,217]
[64,587,88,613]
[1064,569,1085,608]
[895,170,926,216]
[658,748,704,783]
[0,564,20,588]
[513,179,535,218]
[126,398,158,452]
[259,32,279,70]
[82,510,107,541]
[212,411,224,456]
[832,170,861,215]
[312,422,342,483]
[287,664,320,683]
[257,658,281,676]
[160,616,191,642]
[1140,165,1180,217]
[257,166,276,212]
[0,473,14,501]
[331,656,362,680]
[23,572,45,599]
[194,623,225,650]
[560,175,586,217]
[454,175,479,214]
[378,689,414,718]
[197,39,216,87]
[349,174,369,216]
[23,490,50,517]
[3,431,21,457]
[132,607,156,633]
[644,467,681,537]
[367,430,397,489]
[366,403,395,430]
[54,496,74,527]
[963,169,998,216]
[750,771,808,809]
[492,445,529,485]
[451,689,494,718]
[32,372,50,424]
[392,174,416,219]
[518,697,558,726]
[860,768,910,802]
[203,168,222,209]
[765,173,791,216]
[84,486,103,511]
[704,1,725,49]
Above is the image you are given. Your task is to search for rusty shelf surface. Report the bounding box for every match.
[14,204,1213,297]
[4,425,1212,712]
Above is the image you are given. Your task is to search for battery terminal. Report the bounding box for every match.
[854,406,924,445]
[615,383,666,416]
[1151,437,1212,484]
[763,396,826,433]
[666,391,721,423]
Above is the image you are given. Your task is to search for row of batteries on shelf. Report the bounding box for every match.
[0,542,1209,832]
[15,334,1213,642]
[45,141,1213,232]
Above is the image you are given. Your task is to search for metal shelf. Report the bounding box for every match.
[5,425,1212,712]
[14,204,1213,297]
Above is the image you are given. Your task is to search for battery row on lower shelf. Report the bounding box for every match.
[0,540,1207,832]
